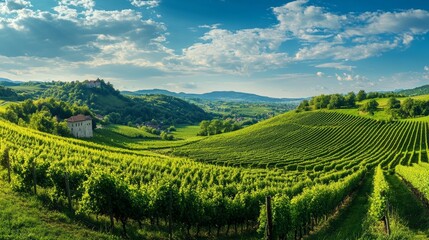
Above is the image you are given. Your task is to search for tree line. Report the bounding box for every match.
[386,97,429,118]
[297,90,403,112]
[197,119,241,136]
[1,98,93,136]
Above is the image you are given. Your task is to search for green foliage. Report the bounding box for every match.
[369,167,389,222]
[1,98,92,136]
[40,79,211,125]
[197,119,241,136]
[0,86,18,100]
[360,99,379,115]
[356,90,367,101]
[396,163,429,202]
[177,111,427,172]
[2,107,429,238]
[160,131,174,140]
[0,178,119,239]
[80,172,133,229]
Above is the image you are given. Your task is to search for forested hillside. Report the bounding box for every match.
[399,85,429,96]
[41,80,211,125]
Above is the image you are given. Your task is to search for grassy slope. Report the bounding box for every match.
[308,173,373,240]
[106,124,159,138]
[386,174,429,239]
[0,178,117,240]
[88,124,203,150]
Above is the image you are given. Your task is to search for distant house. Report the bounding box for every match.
[86,80,101,88]
[67,114,93,138]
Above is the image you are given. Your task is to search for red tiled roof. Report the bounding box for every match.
[67,114,92,123]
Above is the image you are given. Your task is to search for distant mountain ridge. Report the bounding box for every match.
[122,89,303,103]
[0,78,21,86]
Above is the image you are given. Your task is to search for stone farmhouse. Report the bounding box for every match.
[67,114,93,138]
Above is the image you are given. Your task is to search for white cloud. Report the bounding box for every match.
[130,0,160,8]
[424,66,429,71]
[347,10,429,36]
[177,28,289,74]
[198,24,221,29]
[178,0,429,74]
[316,62,355,71]
[59,0,95,10]
[335,73,366,82]
[316,72,324,77]
[273,0,346,42]
[0,4,169,62]
[5,0,31,10]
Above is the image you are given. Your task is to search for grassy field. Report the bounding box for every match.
[170,124,201,139]
[105,124,159,139]
[88,124,203,150]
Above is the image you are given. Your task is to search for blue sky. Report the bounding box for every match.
[0,0,428,97]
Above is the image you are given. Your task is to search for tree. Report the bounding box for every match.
[209,119,223,135]
[359,99,379,115]
[356,90,367,101]
[223,120,234,133]
[401,98,416,117]
[198,120,210,136]
[345,92,356,107]
[386,97,401,118]
[28,110,55,133]
[386,97,401,111]
[297,100,311,111]
[327,94,345,109]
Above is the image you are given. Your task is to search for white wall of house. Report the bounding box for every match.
[67,120,93,138]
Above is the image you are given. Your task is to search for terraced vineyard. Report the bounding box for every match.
[175,111,429,170]
[2,110,429,239]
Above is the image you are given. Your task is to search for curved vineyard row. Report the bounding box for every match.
[1,110,428,238]
[175,111,429,172]
[0,115,369,237]
[396,163,429,205]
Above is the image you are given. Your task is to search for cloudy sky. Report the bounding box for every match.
[0,0,428,97]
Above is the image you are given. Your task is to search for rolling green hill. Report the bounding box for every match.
[123,89,303,103]
[2,104,429,238]
[175,110,428,170]
[398,85,429,96]
[40,80,211,125]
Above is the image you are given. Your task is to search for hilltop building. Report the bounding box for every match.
[67,114,93,138]
[85,80,101,88]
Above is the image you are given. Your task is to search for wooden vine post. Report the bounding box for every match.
[5,147,11,183]
[32,162,37,195]
[384,200,390,235]
[65,172,72,211]
[169,189,173,240]
[266,196,273,240]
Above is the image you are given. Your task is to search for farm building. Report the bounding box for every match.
[67,114,93,138]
